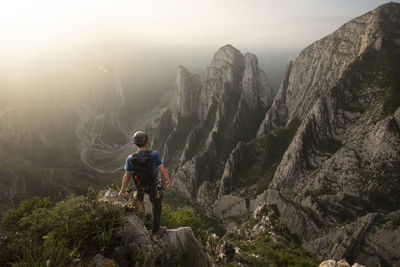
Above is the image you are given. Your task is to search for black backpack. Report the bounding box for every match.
[129,150,155,187]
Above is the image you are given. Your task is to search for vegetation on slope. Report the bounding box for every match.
[0,188,320,266]
[0,187,211,266]
[161,205,207,245]
[0,192,123,266]
[210,203,319,267]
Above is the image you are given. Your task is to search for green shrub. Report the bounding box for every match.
[225,232,318,267]
[161,205,207,244]
[0,191,124,266]
[1,196,52,232]
[219,210,318,267]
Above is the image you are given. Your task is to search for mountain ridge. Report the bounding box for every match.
[152,3,400,266]
[149,43,274,206]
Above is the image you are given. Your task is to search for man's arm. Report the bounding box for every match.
[158,164,171,188]
[118,171,131,199]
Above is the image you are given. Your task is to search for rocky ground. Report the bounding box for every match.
[95,189,210,267]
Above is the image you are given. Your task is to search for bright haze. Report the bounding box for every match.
[0,0,394,99]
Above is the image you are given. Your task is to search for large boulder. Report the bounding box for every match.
[157,227,210,267]
[98,189,210,267]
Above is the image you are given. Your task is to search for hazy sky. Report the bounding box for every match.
[0,0,397,94]
[0,0,395,54]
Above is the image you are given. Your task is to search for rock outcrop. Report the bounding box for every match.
[151,44,274,206]
[97,189,210,267]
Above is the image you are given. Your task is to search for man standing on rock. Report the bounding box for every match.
[119,131,172,239]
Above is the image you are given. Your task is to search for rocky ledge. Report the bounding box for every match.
[95,189,210,267]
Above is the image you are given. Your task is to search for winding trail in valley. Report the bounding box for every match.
[75,73,165,173]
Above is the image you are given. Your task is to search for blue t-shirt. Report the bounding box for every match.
[124,150,162,175]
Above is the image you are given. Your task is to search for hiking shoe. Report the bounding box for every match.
[151,226,167,240]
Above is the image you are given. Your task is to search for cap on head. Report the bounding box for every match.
[133,131,148,147]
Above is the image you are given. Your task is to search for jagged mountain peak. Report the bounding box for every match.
[243,53,259,73]
[211,44,245,70]
[177,65,192,76]
[151,44,274,202]
[375,1,400,12]
[169,45,272,122]
[213,44,243,59]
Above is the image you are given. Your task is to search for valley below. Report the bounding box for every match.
[1,2,400,266]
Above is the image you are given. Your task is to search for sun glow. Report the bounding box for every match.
[0,0,166,55]
[0,0,386,61]
[1,1,83,46]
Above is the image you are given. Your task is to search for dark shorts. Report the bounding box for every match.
[133,178,164,202]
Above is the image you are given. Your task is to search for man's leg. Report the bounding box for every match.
[151,197,162,233]
[149,184,163,233]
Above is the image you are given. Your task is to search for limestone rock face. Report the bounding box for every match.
[250,3,400,266]
[120,214,152,245]
[257,61,293,133]
[151,44,274,206]
[242,53,273,108]
[218,142,245,198]
[211,194,249,221]
[258,4,384,135]
[171,66,201,121]
[151,109,175,153]
[114,214,210,267]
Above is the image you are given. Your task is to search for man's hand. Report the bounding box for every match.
[119,171,131,200]
[118,189,125,200]
[158,164,171,189]
[166,178,172,188]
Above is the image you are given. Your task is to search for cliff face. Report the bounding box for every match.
[151,45,274,205]
[258,5,384,135]
[152,3,400,266]
[228,3,400,266]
